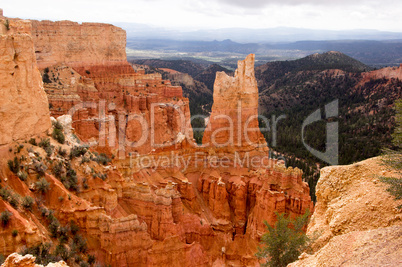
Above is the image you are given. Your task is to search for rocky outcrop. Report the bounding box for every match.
[246,165,313,238]
[0,19,51,145]
[288,225,402,267]
[1,253,68,267]
[203,54,267,152]
[30,20,126,69]
[194,164,313,238]
[41,63,192,156]
[361,63,402,83]
[307,157,401,251]
[0,200,46,256]
[27,18,193,156]
[289,157,402,266]
[0,10,314,266]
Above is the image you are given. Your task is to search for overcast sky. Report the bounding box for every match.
[2,0,402,31]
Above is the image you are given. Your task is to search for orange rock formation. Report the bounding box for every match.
[27,18,192,156]
[203,54,267,153]
[1,253,68,267]
[30,20,127,69]
[0,12,313,267]
[0,18,51,146]
[289,157,402,266]
[361,63,402,83]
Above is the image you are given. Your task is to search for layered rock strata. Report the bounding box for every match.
[0,13,313,267]
[203,54,268,154]
[30,20,127,69]
[0,18,51,145]
[289,157,402,266]
[27,18,193,156]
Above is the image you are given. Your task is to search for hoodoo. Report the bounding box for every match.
[203,54,268,153]
[0,12,313,266]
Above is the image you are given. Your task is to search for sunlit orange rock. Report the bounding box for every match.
[0,19,51,146]
[203,54,268,153]
[0,12,314,267]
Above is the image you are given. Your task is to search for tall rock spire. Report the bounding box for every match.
[202,54,267,153]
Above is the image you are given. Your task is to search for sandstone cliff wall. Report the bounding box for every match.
[0,11,314,266]
[0,19,51,146]
[30,20,127,69]
[27,18,193,156]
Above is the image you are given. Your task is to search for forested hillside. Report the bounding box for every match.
[132,52,401,201]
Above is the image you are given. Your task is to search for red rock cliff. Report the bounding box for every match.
[26,19,192,156]
[0,18,51,146]
[30,20,127,69]
[0,12,313,267]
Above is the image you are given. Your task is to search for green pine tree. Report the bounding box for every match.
[380,99,402,209]
[256,210,310,267]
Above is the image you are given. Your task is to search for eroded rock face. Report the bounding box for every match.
[1,253,68,267]
[0,19,51,146]
[289,157,402,267]
[30,20,127,69]
[307,157,402,251]
[0,12,314,266]
[41,63,192,156]
[288,225,402,267]
[27,18,192,156]
[361,63,402,83]
[203,54,267,152]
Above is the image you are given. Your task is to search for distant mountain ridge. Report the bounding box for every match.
[195,64,233,92]
[127,38,402,67]
[256,51,372,91]
[116,23,402,43]
[131,59,206,77]
[132,52,402,201]
[257,52,401,166]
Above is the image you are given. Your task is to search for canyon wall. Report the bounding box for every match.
[30,20,127,69]
[0,12,314,267]
[26,18,192,156]
[0,18,51,146]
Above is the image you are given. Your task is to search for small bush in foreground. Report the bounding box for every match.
[380,99,402,209]
[70,146,88,159]
[12,229,18,237]
[9,193,20,209]
[35,178,50,194]
[52,121,65,144]
[17,171,28,181]
[93,153,111,165]
[22,196,34,211]
[7,157,20,174]
[256,210,310,267]
[1,211,12,227]
[29,138,37,146]
[0,187,11,201]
